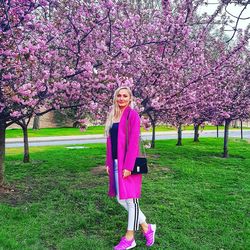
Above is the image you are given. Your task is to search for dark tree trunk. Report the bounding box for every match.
[17,118,31,163]
[194,124,200,142]
[22,125,30,163]
[151,121,156,148]
[147,111,156,149]
[217,125,219,138]
[0,121,6,186]
[240,120,243,139]
[231,120,237,128]
[32,115,40,130]
[223,119,231,158]
[176,125,182,146]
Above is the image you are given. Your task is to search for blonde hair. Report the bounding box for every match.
[105,86,134,136]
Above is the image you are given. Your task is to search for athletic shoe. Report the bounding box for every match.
[143,224,156,247]
[114,236,136,250]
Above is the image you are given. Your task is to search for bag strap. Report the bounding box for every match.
[125,110,146,159]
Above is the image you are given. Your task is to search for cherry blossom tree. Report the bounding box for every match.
[0,0,116,185]
[130,0,249,148]
[0,0,52,186]
[212,45,250,157]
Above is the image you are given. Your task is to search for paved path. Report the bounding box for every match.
[5,130,250,148]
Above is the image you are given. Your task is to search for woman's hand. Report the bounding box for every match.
[123,169,131,178]
[106,166,110,175]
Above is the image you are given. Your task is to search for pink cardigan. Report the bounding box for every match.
[106,106,142,199]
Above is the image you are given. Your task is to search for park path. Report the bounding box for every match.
[5,130,250,148]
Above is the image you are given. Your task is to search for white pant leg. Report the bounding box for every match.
[114,159,146,230]
[126,198,147,231]
[116,196,147,227]
[114,159,119,197]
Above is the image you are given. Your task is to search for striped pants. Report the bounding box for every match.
[114,159,146,231]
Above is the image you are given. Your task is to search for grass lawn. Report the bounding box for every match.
[0,138,249,249]
[6,125,249,138]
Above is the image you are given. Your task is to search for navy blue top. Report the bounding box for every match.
[110,122,119,160]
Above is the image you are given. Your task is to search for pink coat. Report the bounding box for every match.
[106,106,142,199]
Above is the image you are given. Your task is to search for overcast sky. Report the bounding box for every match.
[198,1,250,34]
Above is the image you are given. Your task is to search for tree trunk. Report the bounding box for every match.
[147,111,156,149]
[32,115,40,130]
[194,124,200,142]
[231,120,237,128]
[22,125,30,163]
[151,121,156,148]
[176,125,182,146]
[223,119,231,158]
[16,118,31,163]
[240,120,243,139]
[217,125,219,138]
[0,121,6,186]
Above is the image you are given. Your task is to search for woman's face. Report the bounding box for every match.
[116,89,131,108]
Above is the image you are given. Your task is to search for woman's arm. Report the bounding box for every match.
[106,136,112,170]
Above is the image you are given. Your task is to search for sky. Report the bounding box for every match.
[198,0,250,36]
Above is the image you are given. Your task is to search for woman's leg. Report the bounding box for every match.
[114,159,119,196]
[114,159,148,237]
[126,198,144,231]
[116,196,147,225]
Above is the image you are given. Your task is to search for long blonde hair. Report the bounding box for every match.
[105,86,134,136]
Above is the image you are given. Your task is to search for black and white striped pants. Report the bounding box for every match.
[114,159,146,231]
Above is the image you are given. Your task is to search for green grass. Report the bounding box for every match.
[6,126,106,138]
[6,125,249,138]
[1,138,250,249]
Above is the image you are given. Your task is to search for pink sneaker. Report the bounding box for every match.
[143,224,156,247]
[114,237,136,250]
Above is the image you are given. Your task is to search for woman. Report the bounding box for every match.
[105,86,156,250]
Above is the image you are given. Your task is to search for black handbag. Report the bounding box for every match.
[131,157,148,174]
[125,110,148,175]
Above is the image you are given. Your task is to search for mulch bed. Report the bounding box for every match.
[90,165,106,176]
[0,185,16,194]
